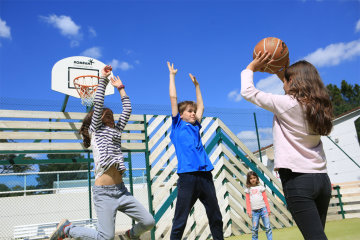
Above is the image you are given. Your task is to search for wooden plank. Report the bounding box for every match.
[343,205,360,211]
[147,115,166,136]
[218,119,282,188]
[201,120,219,145]
[150,145,175,178]
[340,188,360,195]
[148,137,171,164]
[148,118,172,149]
[341,195,360,203]
[0,121,144,131]
[0,109,143,121]
[0,131,144,141]
[0,110,86,120]
[0,142,145,151]
[345,212,360,219]
[0,131,83,140]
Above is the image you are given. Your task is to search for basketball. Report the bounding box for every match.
[253,37,289,74]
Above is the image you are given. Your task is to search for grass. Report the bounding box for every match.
[224,218,360,240]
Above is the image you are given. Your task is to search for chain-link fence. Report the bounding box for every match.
[0,97,274,239]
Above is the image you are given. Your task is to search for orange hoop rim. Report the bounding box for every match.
[73,75,100,106]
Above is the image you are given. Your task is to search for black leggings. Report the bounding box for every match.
[279,168,332,240]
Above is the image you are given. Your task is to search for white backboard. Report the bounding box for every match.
[52,56,114,98]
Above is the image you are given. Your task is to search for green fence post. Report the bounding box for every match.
[334,185,345,219]
[127,152,136,226]
[143,115,155,240]
[253,112,263,163]
[87,152,92,219]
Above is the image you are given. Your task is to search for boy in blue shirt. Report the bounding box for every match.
[167,62,223,240]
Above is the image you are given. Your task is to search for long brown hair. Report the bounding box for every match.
[246,171,260,188]
[79,108,114,148]
[284,60,333,135]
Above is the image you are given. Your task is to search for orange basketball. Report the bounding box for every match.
[253,37,289,74]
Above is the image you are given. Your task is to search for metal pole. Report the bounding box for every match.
[143,115,155,240]
[61,95,69,112]
[128,152,135,226]
[24,175,26,196]
[333,185,345,219]
[253,112,263,163]
[87,152,92,219]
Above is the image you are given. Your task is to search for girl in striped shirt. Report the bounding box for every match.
[50,65,155,240]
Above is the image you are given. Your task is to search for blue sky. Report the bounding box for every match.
[0,0,360,151]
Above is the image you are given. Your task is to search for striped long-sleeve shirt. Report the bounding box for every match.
[89,77,132,180]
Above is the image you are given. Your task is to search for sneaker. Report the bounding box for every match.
[49,219,72,240]
[118,229,140,240]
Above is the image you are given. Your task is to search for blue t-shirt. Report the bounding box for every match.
[170,113,214,173]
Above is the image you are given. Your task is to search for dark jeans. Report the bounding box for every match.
[170,171,224,240]
[279,168,332,240]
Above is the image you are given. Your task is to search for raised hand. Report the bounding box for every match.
[167,61,178,75]
[247,51,272,72]
[101,65,112,78]
[110,75,123,89]
[189,73,199,86]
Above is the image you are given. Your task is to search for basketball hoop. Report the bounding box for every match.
[73,75,100,107]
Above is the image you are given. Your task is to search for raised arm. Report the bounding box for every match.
[110,75,132,132]
[168,61,178,117]
[276,58,289,82]
[189,73,204,122]
[90,65,112,133]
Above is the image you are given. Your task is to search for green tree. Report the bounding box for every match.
[327,80,360,116]
[0,183,11,197]
[0,140,34,174]
[327,80,360,142]
[36,154,91,190]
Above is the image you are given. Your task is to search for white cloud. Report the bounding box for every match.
[0,18,11,39]
[256,75,285,95]
[81,47,102,58]
[41,14,81,37]
[228,89,242,102]
[304,39,360,67]
[259,127,273,135]
[237,130,257,140]
[356,19,360,33]
[88,26,97,37]
[237,128,273,151]
[109,59,134,71]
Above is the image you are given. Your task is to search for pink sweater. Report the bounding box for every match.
[241,69,327,173]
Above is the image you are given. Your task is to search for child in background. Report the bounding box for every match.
[245,171,272,240]
[167,61,224,240]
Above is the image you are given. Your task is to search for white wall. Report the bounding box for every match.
[322,111,360,184]
[0,184,150,239]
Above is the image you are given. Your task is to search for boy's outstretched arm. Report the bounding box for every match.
[189,73,204,122]
[168,61,178,117]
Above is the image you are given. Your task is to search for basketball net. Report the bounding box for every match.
[73,75,100,107]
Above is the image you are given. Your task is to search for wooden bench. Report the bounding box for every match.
[13,218,98,239]
[0,109,147,155]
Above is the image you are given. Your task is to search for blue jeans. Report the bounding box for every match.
[279,168,331,240]
[64,183,155,239]
[251,207,272,240]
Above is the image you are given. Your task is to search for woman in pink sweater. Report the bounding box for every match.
[241,51,333,240]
